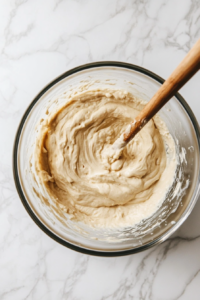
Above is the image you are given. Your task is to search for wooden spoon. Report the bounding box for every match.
[112,39,200,150]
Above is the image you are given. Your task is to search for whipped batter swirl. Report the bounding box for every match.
[35,90,176,228]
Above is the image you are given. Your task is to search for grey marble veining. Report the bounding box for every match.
[0,0,200,299]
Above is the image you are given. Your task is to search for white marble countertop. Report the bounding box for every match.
[1,0,200,299]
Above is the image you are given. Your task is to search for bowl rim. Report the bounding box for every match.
[13,61,200,257]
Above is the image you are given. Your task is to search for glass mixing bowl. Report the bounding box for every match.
[13,62,200,256]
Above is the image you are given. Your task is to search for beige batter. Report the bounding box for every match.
[35,89,177,228]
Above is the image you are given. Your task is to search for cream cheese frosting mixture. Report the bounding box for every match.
[35,89,177,228]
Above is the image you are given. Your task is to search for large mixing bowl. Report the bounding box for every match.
[13,62,200,256]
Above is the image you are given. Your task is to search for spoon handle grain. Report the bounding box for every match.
[123,39,200,143]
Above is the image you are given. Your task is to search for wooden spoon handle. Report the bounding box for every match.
[123,39,200,143]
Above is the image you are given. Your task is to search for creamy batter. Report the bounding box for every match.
[35,89,177,228]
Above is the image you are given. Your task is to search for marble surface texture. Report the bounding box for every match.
[0,0,200,299]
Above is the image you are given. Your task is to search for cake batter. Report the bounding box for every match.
[35,89,176,228]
